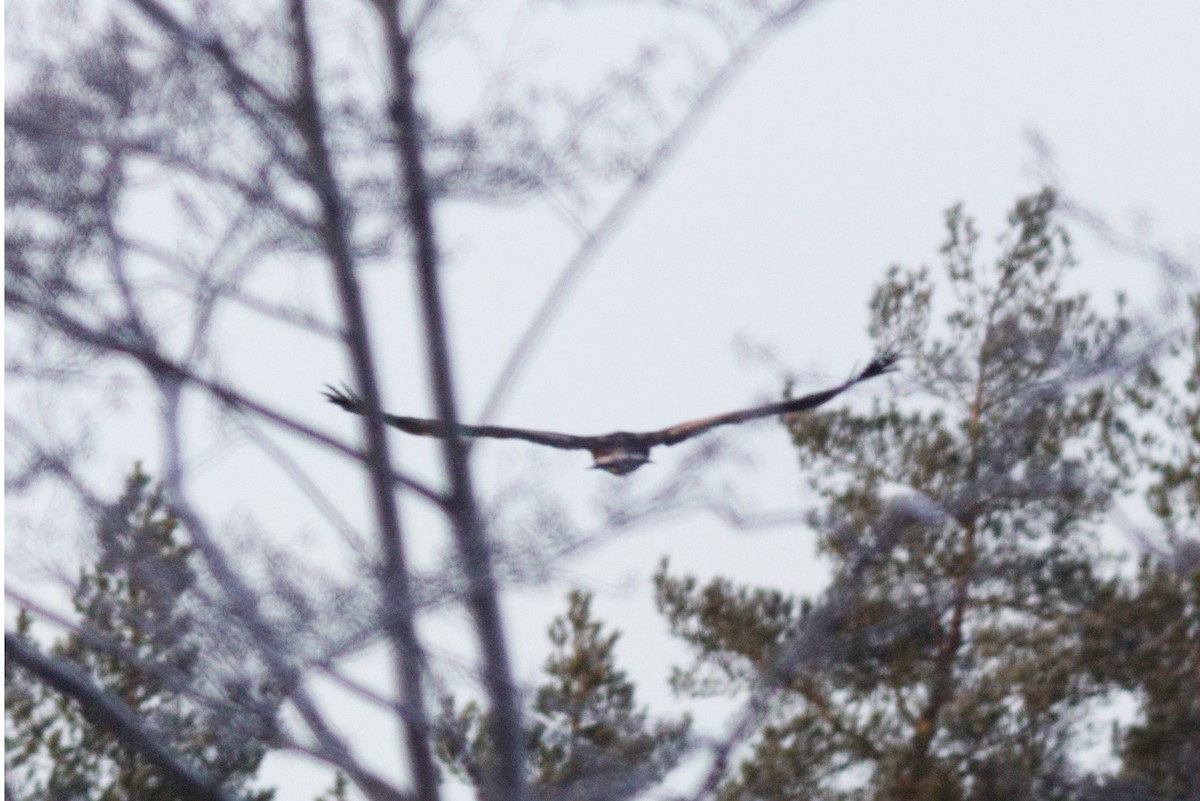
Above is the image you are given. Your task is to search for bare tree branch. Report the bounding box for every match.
[5,288,444,504]
[286,1,442,798]
[479,0,824,425]
[123,0,288,113]
[373,1,527,797]
[5,633,239,801]
[156,377,411,801]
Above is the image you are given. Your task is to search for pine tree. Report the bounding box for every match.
[1082,557,1200,801]
[1083,292,1200,801]
[656,189,1163,800]
[5,466,278,801]
[1144,293,1200,543]
[437,589,689,801]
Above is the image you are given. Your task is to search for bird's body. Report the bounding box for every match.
[325,350,899,475]
[581,433,654,475]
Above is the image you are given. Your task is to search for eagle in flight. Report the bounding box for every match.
[324,349,899,475]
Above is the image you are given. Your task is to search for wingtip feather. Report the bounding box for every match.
[858,348,902,381]
[322,382,360,410]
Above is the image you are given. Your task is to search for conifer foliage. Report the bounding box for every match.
[656,190,1195,800]
[5,467,278,801]
[1082,292,1200,801]
[437,589,689,801]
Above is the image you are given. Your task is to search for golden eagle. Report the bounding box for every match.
[325,350,898,475]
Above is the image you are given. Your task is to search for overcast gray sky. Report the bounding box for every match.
[6,1,1199,798]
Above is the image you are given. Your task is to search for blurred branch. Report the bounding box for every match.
[684,495,933,800]
[5,633,238,801]
[7,583,412,801]
[286,1,442,799]
[4,292,444,504]
[480,0,823,424]
[1027,130,1198,307]
[115,206,342,343]
[374,1,527,797]
[123,0,287,111]
[5,587,277,735]
[237,420,364,548]
[157,377,409,801]
[280,740,411,801]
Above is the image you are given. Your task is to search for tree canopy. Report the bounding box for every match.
[655,190,1200,800]
[6,467,279,801]
[436,589,689,801]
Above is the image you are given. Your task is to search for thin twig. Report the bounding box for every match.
[479,0,823,425]
[5,291,444,505]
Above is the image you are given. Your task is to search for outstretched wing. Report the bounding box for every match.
[645,349,900,447]
[323,384,595,451]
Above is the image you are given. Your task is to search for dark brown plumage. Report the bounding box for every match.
[324,349,899,475]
